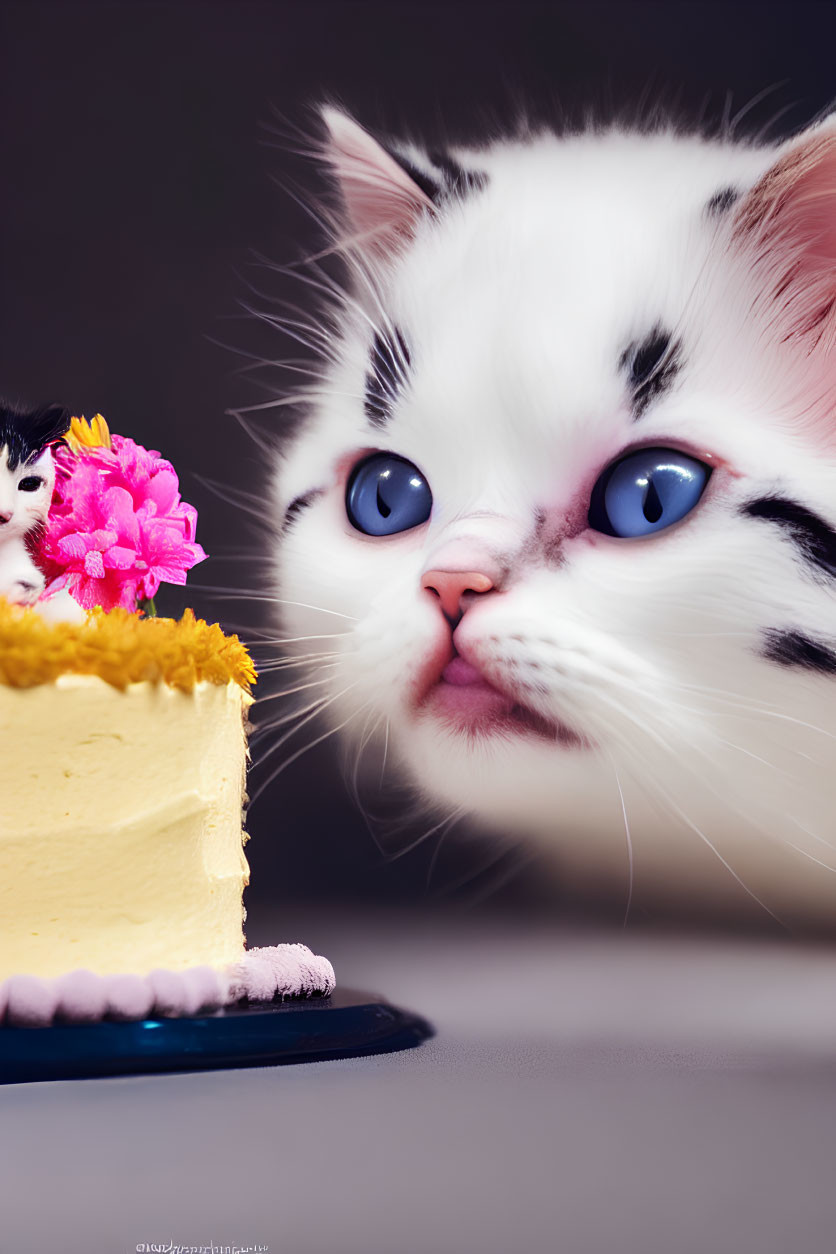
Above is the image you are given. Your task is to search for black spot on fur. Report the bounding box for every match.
[742,496,836,579]
[0,402,71,470]
[388,152,443,202]
[365,329,411,428]
[427,150,488,197]
[386,145,488,204]
[705,187,740,217]
[762,629,836,675]
[283,489,323,533]
[621,327,681,418]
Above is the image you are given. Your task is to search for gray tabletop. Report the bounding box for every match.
[4,906,836,1254]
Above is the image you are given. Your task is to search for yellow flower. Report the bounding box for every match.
[64,413,113,452]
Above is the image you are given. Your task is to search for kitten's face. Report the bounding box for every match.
[271,116,836,923]
[0,445,55,540]
[0,404,69,543]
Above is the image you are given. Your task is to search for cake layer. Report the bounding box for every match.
[0,675,252,980]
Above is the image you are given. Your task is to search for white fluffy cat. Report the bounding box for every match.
[268,107,836,929]
[0,404,69,606]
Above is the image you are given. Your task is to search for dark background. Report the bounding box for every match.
[1,0,835,913]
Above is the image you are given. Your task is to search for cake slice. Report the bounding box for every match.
[0,411,334,1026]
[0,606,253,983]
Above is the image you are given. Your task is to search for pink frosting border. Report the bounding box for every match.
[0,943,336,1027]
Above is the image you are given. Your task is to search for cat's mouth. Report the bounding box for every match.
[417,647,588,747]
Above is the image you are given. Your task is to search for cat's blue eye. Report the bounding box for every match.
[17,476,42,493]
[588,447,711,538]
[346,453,432,537]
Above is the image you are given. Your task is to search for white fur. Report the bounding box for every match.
[268,115,836,928]
[0,445,55,605]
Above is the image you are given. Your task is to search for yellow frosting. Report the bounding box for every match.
[0,602,256,692]
[0,606,255,981]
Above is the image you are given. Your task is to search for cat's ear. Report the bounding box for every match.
[733,117,836,341]
[319,107,437,255]
[26,404,71,454]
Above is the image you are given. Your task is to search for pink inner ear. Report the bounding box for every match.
[322,108,435,252]
[735,130,836,333]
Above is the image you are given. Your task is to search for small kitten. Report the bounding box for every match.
[0,403,70,605]
[268,106,836,929]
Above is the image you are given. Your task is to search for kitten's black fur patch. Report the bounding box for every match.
[742,496,836,579]
[705,187,740,217]
[427,150,488,197]
[283,489,323,533]
[621,327,681,418]
[389,153,443,202]
[386,145,488,204]
[0,402,71,470]
[762,629,836,675]
[365,329,411,428]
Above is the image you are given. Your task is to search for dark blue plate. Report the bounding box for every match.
[0,987,433,1084]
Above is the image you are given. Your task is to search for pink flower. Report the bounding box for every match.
[40,434,207,612]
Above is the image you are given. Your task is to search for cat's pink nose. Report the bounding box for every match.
[421,569,494,620]
[0,513,11,525]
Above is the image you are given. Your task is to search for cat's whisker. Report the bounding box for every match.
[193,476,275,525]
[424,808,470,890]
[778,840,836,875]
[430,839,537,909]
[230,350,326,376]
[379,717,391,788]
[260,631,350,645]
[199,551,276,561]
[608,755,635,928]
[288,259,412,394]
[382,806,466,864]
[251,652,340,682]
[271,597,358,621]
[239,297,339,359]
[229,408,280,456]
[256,216,414,393]
[249,217,388,330]
[254,652,341,672]
[228,388,359,416]
[251,687,347,739]
[604,723,789,927]
[240,315,334,366]
[205,328,328,381]
[255,650,340,673]
[235,263,339,326]
[258,252,370,326]
[253,673,339,704]
[592,687,686,758]
[727,81,791,138]
[344,711,392,853]
[250,677,362,767]
[605,678,795,790]
[788,816,836,852]
[255,663,340,679]
[655,784,787,927]
[751,102,799,145]
[672,679,836,741]
[711,733,794,776]
[607,696,825,916]
[234,359,330,384]
[348,708,384,802]
[250,694,374,804]
[189,588,291,605]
